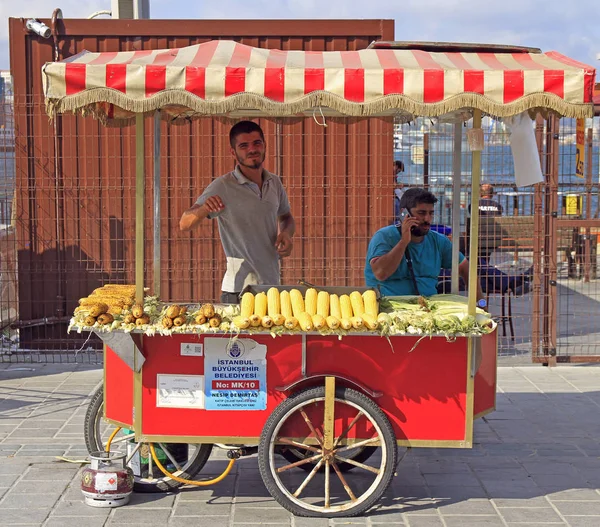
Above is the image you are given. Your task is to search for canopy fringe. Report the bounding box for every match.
[45,88,594,124]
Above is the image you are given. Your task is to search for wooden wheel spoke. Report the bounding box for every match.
[277,437,322,454]
[277,452,323,473]
[331,460,358,501]
[333,454,381,475]
[292,458,324,497]
[324,460,331,508]
[333,411,364,448]
[299,409,324,446]
[335,436,380,454]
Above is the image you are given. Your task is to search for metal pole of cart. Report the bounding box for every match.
[135,114,145,304]
[451,123,462,294]
[467,109,483,316]
[153,112,161,298]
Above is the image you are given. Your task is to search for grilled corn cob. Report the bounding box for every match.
[312,314,326,330]
[284,316,298,329]
[326,315,340,330]
[233,316,250,329]
[350,291,365,317]
[290,289,305,317]
[305,288,318,316]
[254,292,268,318]
[280,290,293,318]
[272,313,286,326]
[261,315,274,329]
[340,295,353,320]
[363,290,378,316]
[340,318,353,330]
[360,313,378,330]
[350,316,364,329]
[297,312,313,331]
[317,291,330,318]
[330,294,342,319]
[267,287,280,317]
[240,292,255,318]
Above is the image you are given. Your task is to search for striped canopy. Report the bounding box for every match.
[42,40,596,123]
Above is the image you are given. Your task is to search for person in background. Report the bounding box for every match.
[179,121,296,303]
[393,160,406,223]
[366,187,484,302]
[466,183,531,296]
[478,183,503,216]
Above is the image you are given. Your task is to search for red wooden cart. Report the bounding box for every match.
[82,328,496,515]
[42,39,594,517]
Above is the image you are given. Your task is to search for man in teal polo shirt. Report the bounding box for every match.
[365,188,483,300]
[180,121,295,303]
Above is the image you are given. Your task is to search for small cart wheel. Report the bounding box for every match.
[258,386,397,517]
[84,385,213,493]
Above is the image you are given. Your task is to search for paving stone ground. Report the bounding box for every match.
[1,362,599,526]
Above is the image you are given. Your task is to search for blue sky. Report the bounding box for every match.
[1,0,598,78]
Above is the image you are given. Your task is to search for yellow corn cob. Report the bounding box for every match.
[284,316,298,329]
[249,314,261,327]
[316,291,330,318]
[360,313,378,330]
[254,292,267,318]
[330,294,342,319]
[267,287,280,317]
[240,292,254,318]
[261,315,274,328]
[351,316,364,329]
[340,295,353,320]
[363,290,379,316]
[233,316,250,329]
[297,312,313,331]
[326,315,340,330]
[340,318,353,330]
[350,291,365,317]
[290,289,305,317]
[280,290,293,318]
[272,313,286,326]
[312,314,326,330]
[305,288,318,316]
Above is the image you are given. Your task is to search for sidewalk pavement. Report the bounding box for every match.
[1,362,599,527]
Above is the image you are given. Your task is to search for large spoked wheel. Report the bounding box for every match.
[258,386,397,517]
[84,385,213,493]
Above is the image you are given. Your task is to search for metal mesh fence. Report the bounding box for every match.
[1,88,599,363]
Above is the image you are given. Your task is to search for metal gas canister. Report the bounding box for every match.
[81,451,134,507]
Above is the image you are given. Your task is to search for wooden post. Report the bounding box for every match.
[323,376,336,451]
[135,114,145,305]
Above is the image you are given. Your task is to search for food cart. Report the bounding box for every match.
[42,39,595,517]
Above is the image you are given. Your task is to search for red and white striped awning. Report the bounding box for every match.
[42,40,596,123]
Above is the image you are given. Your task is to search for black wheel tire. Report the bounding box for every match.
[258,385,397,517]
[279,445,377,473]
[84,385,213,493]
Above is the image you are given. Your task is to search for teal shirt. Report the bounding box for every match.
[364,225,464,296]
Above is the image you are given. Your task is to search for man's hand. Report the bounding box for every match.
[202,195,225,214]
[179,196,224,231]
[400,214,419,240]
[275,231,293,257]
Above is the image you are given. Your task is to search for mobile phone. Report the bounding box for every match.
[399,209,416,232]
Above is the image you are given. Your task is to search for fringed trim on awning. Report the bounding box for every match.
[45,88,595,122]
